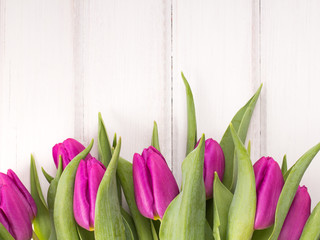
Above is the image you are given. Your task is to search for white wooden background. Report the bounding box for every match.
[1,0,320,209]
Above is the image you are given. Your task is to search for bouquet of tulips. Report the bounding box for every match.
[1,74,320,240]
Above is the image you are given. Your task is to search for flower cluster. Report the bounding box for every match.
[0,74,319,240]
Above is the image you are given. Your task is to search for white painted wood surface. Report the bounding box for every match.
[1,0,320,209]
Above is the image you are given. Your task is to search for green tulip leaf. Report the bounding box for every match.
[47,157,63,240]
[151,121,161,152]
[300,201,320,239]
[121,207,138,240]
[220,84,262,191]
[30,155,51,240]
[206,199,214,229]
[117,157,153,240]
[159,134,206,240]
[113,133,117,149]
[213,172,233,240]
[98,112,112,167]
[77,226,95,240]
[268,142,320,240]
[205,220,214,240]
[95,138,126,239]
[247,140,251,158]
[123,217,134,240]
[0,223,14,240]
[41,167,54,183]
[251,226,273,240]
[227,124,256,240]
[54,139,94,240]
[150,220,159,240]
[182,72,197,156]
[281,155,287,176]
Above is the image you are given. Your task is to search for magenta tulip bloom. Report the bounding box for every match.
[254,157,284,229]
[133,146,179,220]
[52,138,92,169]
[279,186,311,240]
[0,170,37,240]
[195,138,225,198]
[73,157,106,231]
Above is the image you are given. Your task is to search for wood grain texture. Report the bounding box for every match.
[73,0,172,166]
[0,0,75,191]
[172,0,261,185]
[261,0,320,208]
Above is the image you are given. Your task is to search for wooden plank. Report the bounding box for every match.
[173,0,260,185]
[261,0,320,207]
[74,0,172,165]
[0,0,74,189]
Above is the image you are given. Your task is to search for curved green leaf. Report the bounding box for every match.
[300,201,320,239]
[182,72,197,156]
[0,223,14,240]
[98,112,112,167]
[30,155,51,240]
[151,220,159,240]
[41,167,54,183]
[206,199,214,229]
[281,155,287,176]
[247,140,251,158]
[47,157,63,240]
[95,138,126,240]
[159,134,206,240]
[268,142,320,240]
[227,124,256,240]
[121,208,138,240]
[77,226,94,240]
[205,221,214,240]
[213,172,233,240]
[113,133,117,149]
[220,84,262,190]
[54,139,94,240]
[117,157,153,240]
[151,121,161,152]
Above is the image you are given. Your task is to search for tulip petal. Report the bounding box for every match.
[146,149,179,218]
[278,186,311,240]
[268,142,320,240]
[133,153,154,219]
[0,183,32,240]
[254,157,284,229]
[117,157,153,240]
[7,169,37,219]
[0,222,14,240]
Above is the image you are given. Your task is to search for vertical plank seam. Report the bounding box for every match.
[258,0,262,157]
[170,0,174,170]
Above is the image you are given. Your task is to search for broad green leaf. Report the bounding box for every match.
[159,134,206,240]
[227,124,256,240]
[220,84,262,190]
[123,217,134,240]
[0,223,14,240]
[117,157,153,240]
[281,155,287,176]
[213,172,233,240]
[251,226,273,240]
[268,142,320,240]
[98,112,112,167]
[121,207,138,240]
[33,231,40,240]
[247,140,251,158]
[95,138,126,239]
[30,155,51,240]
[77,226,95,240]
[300,201,320,239]
[41,167,54,183]
[151,121,161,152]
[182,72,197,156]
[47,157,63,240]
[54,139,94,240]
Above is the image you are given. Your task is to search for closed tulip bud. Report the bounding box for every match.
[52,138,92,169]
[0,170,37,240]
[133,146,179,220]
[279,186,311,240]
[195,138,225,198]
[73,157,106,231]
[254,156,284,229]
